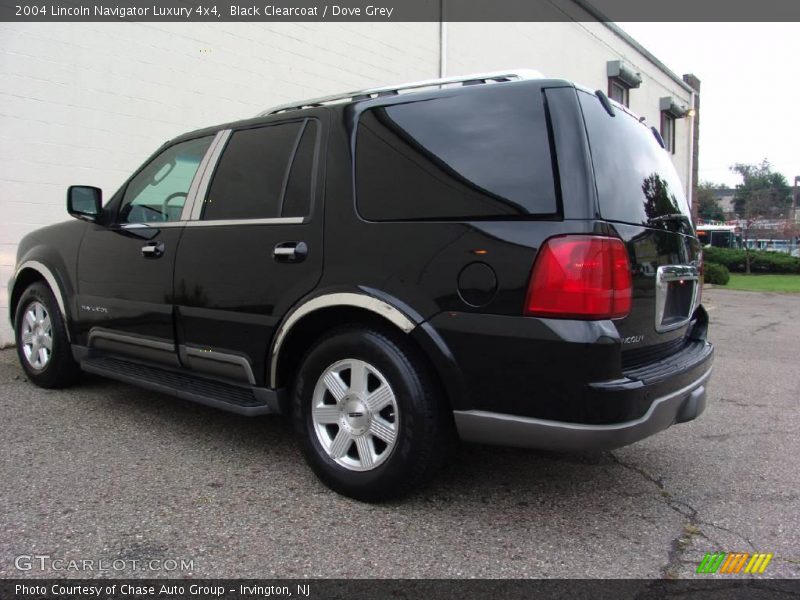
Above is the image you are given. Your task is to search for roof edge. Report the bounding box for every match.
[571,0,695,95]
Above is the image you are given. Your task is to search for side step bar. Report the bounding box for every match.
[80,355,280,416]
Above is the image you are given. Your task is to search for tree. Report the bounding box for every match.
[731,160,792,218]
[697,182,725,222]
[730,160,791,274]
[642,173,680,223]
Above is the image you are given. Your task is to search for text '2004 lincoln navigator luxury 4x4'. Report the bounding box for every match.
[9,71,713,501]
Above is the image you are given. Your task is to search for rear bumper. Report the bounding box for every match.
[454,364,712,451]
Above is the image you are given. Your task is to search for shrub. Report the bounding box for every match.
[703,246,800,274]
[704,262,730,285]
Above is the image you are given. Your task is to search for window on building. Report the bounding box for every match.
[355,85,558,221]
[608,78,630,106]
[203,120,316,221]
[606,60,641,109]
[660,112,676,154]
[659,97,688,156]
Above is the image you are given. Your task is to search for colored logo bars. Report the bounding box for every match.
[697,552,774,574]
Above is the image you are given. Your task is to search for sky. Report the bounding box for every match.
[618,22,799,189]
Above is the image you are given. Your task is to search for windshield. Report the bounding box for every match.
[578,90,693,233]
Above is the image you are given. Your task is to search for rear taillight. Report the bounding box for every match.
[524,235,632,320]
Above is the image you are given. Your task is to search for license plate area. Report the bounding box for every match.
[655,265,699,333]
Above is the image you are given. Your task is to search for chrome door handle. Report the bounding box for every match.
[141,241,165,258]
[273,241,308,262]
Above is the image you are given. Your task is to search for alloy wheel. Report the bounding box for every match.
[311,358,399,472]
[20,301,53,371]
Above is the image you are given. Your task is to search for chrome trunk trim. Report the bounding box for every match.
[655,265,699,333]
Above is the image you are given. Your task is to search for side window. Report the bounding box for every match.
[119,136,212,224]
[355,85,557,221]
[203,120,316,221]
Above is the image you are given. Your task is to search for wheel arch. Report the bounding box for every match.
[9,261,72,341]
[269,291,465,414]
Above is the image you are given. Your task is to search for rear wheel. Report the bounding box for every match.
[293,326,448,501]
[14,281,80,388]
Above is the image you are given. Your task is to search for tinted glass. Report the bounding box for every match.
[119,136,212,224]
[203,122,302,221]
[578,90,691,229]
[609,80,628,106]
[281,120,318,218]
[356,84,557,221]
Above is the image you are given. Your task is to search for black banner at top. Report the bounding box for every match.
[2,0,800,22]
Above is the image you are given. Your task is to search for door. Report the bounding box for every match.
[173,118,324,385]
[76,135,214,366]
[574,87,702,361]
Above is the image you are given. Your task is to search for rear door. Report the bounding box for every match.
[577,89,702,360]
[173,117,324,386]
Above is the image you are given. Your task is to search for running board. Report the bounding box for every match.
[80,356,279,416]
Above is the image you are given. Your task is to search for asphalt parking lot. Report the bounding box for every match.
[1,287,798,579]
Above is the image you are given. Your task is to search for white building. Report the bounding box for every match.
[0,13,698,346]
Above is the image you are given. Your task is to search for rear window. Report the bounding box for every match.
[578,90,691,228]
[356,84,558,221]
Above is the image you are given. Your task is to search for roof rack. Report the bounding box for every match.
[258,69,542,116]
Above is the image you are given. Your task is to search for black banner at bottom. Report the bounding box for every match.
[2,579,799,600]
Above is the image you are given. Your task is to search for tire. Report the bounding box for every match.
[293,325,449,502]
[14,281,80,388]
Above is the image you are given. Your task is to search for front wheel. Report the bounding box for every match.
[293,326,449,502]
[14,281,80,388]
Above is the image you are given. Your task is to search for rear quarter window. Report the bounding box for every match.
[355,84,558,221]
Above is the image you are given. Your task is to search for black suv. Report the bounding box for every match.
[9,72,713,501]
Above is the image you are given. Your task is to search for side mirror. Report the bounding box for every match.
[67,186,102,222]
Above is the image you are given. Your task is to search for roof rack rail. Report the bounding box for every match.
[258,69,542,117]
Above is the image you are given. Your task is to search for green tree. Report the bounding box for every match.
[731,160,792,218]
[697,182,725,222]
[730,160,791,274]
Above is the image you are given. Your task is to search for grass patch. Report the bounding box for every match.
[725,274,800,293]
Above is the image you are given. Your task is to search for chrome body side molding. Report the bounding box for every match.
[181,345,256,385]
[184,217,304,227]
[269,292,417,388]
[12,260,71,340]
[88,328,174,351]
[87,327,179,367]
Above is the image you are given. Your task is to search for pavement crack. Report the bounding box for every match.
[695,519,757,552]
[610,451,764,577]
[609,452,712,578]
